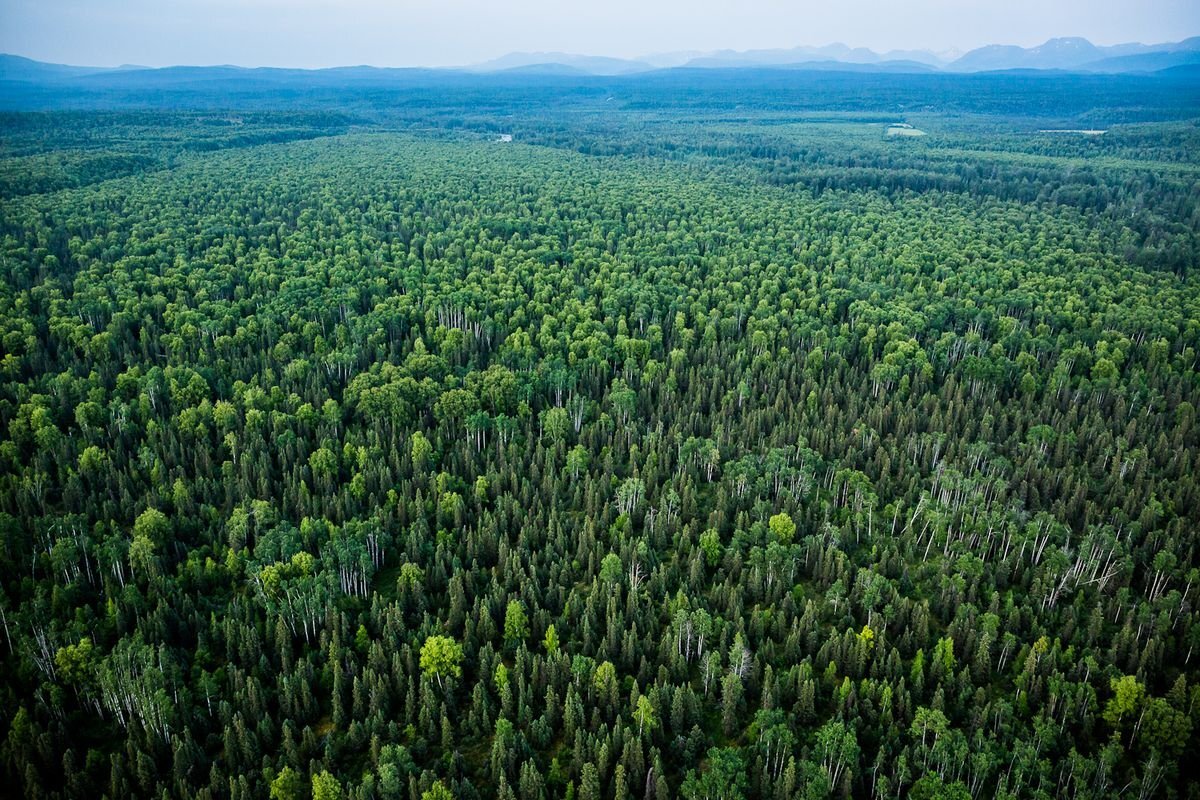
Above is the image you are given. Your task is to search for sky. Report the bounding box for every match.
[2,0,1198,68]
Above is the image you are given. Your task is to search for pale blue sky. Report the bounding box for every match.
[2,0,1197,68]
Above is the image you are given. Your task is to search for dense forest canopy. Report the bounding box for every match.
[1,69,1199,799]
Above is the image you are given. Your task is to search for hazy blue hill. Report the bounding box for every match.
[1,52,1197,118]
[6,36,1200,95]
[74,64,454,88]
[950,36,1200,73]
[0,53,117,81]
[775,60,938,73]
[685,44,876,68]
[679,56,936,73]
[950,37,1104,71]
[1081,50,1200,73]
[469,52,653,75]
[80,65,261,84]
[1158,63,1200,78]
[493,63,594,76]
[679,43,945,69]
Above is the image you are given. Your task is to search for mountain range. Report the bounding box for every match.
[945,36,1200,72]
[468,36,1199,76]
[2,36,1199,85]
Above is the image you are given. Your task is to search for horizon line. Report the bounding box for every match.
[3,32,1198,72]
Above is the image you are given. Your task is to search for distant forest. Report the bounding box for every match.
[1,68,1199,799]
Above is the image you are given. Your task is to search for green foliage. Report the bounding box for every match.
[128,530,157,578]
[768,512,796,545]
[699,528,723,566]
[1,96,1198,800]
[599,553,623,584]
[411,431,433,470]
[681,748,747,800]
[1140,698,1192,756]
[78,445,107,474]
[309,447,337,479]
[269,767,305,800]
[419,635,463,687]
[132,507,169,541]
[634,695,656,736]
[856,624,875,651]
[504,600,529,646]
[541,406,569,443]
[312,770,343,800]
[422,781,454,800]
[593,661,617,698]
[566,445,589,480]
[815,719,859,788]
[1103,675,1145,729]
[909,774,971,800]
[53,639,96,684]
[933,637,956,675]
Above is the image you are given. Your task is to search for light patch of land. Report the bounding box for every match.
[1038,129,1106,135]
[887,126,926,136]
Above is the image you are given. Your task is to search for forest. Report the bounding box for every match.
[1,69,1199,799]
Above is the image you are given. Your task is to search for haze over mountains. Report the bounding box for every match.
[2,35,1198,87]
[470,36,1200,75]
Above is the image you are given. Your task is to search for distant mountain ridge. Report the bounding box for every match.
[677,43,948,69]
[2,36,1199,85]
[0,53,119,80]
[466,52,654,76]
[948,36,1200,72]
[462,37,1200,75]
